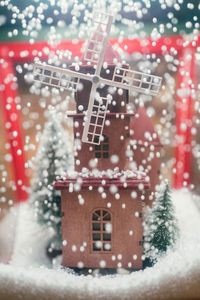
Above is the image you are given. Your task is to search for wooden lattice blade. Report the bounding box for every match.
[82,86,111,145]
[100,67,162,96]
[33,63,91,92]
[84,11,113,76]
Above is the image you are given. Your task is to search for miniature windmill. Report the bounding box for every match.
[34,11,162,145]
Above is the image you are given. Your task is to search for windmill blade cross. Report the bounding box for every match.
[32,10,162,146]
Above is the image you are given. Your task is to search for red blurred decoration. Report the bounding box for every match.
[0,35,199,201]
[174,48,196,189]
[0,60,28,202]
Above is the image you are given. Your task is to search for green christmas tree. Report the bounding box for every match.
[30,113,73,256]
[143,180,179,263]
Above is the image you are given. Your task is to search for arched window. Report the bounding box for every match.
[92,209,112,252]
[94,135,109,159]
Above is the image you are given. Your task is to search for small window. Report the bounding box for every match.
[92,209,112,252]
[95,135,109,159]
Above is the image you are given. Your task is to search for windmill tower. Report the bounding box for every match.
[130,106,163,207]
[34,11,162,269]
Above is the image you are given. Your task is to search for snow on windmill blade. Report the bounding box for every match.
[82,91,112,145]
[112,67,162,96]
[33,62,82,92]
[81,11,162,145]
[32,10,162,146]
[97,68,162,98]
[83,11,113,72]
[81,11,114,145]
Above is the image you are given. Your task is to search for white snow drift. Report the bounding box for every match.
[0,189,200,300]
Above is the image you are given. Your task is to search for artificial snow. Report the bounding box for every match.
[10,203,53,268]
[63,168,147,179]
[0,189,200,300]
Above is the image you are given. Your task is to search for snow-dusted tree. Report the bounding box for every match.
[143,180,179,263]
[30,112,73,256]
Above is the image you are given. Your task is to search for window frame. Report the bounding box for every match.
[91,208,113,253]
[94,135,109,159]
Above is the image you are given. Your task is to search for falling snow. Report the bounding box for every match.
[0,0,200,298]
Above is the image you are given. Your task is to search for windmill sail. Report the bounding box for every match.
[34,63,84,92]
[84,11,113,75]
[112,67,162,96]
[82,87,111,144]
[32,11,162,146]
[81,12,114,144]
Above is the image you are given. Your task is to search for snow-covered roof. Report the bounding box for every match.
[54,169,150,190]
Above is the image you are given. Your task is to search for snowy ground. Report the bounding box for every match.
[0,189,200,300]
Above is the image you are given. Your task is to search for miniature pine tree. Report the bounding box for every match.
[30,113,73,256]
[143,180,179,263]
